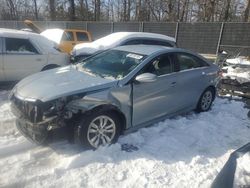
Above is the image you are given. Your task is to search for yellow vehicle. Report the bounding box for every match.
[24,20,92,54]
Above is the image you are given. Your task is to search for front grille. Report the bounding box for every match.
[12,96,43,123]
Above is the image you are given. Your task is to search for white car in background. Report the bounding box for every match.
[71,32,177,62]
[0,28,69,82]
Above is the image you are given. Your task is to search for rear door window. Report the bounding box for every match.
[5,38,38,54]
[122,39,143,45]
[76,32,89,41]
[61,31,74,41]
[174,53,208,71]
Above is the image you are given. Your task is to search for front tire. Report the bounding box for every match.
[74,111,121,149]
[196,87,215,112]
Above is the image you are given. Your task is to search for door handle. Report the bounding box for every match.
[202,72,206,76]
[36,58,42,61]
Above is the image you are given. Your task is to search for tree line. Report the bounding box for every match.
[1,0,250,22]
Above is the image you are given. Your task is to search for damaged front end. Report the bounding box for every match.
[10,95,72,144]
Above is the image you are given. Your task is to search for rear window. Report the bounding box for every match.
[122,39,142,45]
[5,38,38,54]
[142,39,174,47]
[76,32,89,41]
[175,53,208,71]
[122,39,174,47]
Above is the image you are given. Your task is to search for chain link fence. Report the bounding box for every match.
[1,21,250,55]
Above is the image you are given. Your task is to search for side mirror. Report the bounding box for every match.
[135,73,157,83]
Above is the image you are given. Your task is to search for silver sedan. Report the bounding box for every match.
[10,45,219,149]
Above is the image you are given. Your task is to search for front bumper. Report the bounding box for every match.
[11,103,58,144]
[16,118,49,144]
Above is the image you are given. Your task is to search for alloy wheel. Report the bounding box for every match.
[201,90,213,111]
[87,115,116,148]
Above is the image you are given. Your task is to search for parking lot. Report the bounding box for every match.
[0,19,250,188]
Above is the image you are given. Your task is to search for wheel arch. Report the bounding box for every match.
[82,104,127,134]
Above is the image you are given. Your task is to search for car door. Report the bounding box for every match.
[3,37,47,81]
[0,37,4,82]
[132,53,180,126]
[172,52,210,109]
[59,31,75,53]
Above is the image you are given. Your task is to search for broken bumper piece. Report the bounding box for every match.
[16,118,49,144]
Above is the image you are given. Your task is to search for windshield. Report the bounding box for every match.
[80,50,147,79]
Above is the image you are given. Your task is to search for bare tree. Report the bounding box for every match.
[0,0,247,22]
[135,0,142,21]
[69,0,76,20]
[244,0,250,22]
[6,0,18,20]
[49,0,56,20]
[94,0,100,21]
[127,0,131,21]
[224,0,231,21]
[33,0,38,20]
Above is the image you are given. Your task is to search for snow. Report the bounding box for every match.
[41,29,64,44]
[73,32,176,56]
[0,90,250,187]
[223,66,250,83]
[222,57,250,83]
[234,153,250,187]
[226,57,250,66]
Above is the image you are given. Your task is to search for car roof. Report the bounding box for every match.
[0,28,41,38]
[110,32,175,42]
[94,32,176,44]
[114,45,190,55]
[113,45,169,55]
[0,28,62,53]
[114,45,210,64]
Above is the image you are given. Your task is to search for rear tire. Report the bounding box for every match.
[196,87,215,112]
[74,110,121,149]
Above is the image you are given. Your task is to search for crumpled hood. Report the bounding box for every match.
[13,66,117,102]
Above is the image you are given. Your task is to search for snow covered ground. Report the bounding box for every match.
[0,90,250,188]
[226,57,250,66]
[222,57,250,84]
